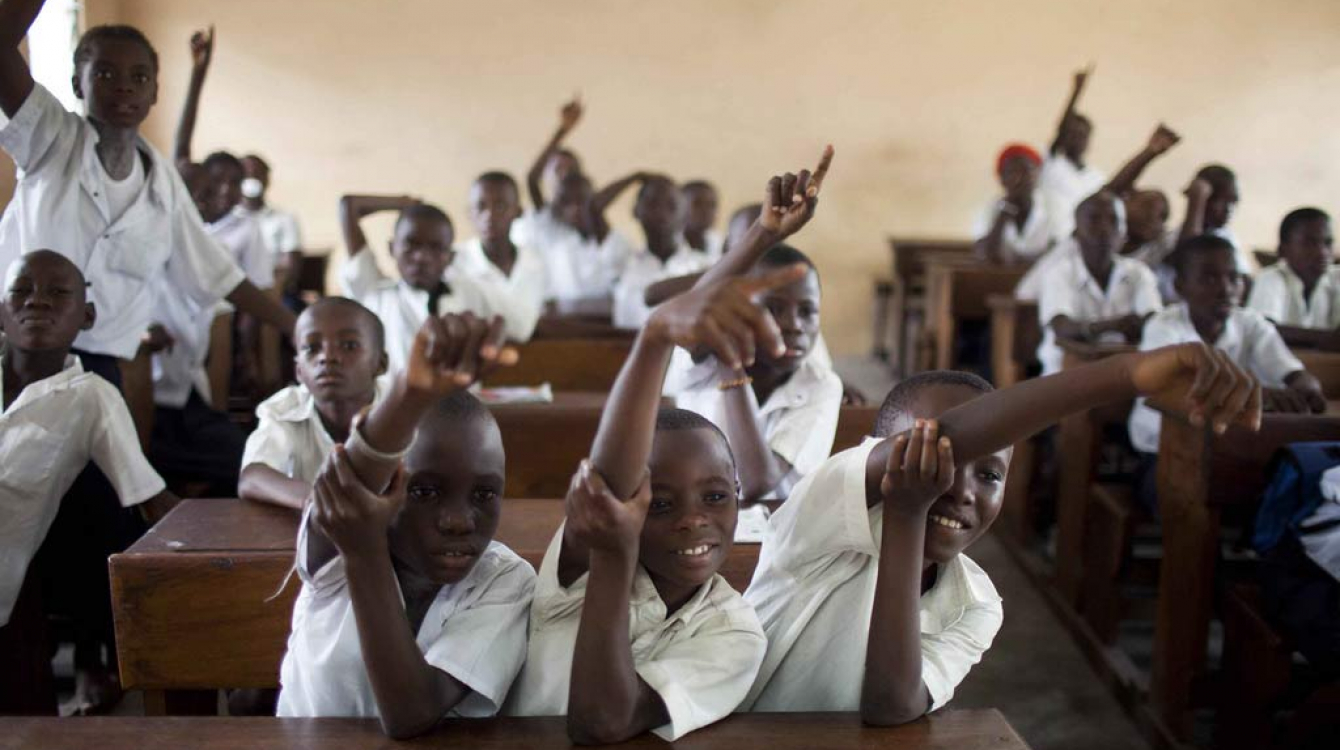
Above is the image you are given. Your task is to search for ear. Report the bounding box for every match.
[71,74,84,100]
[376,350,388,376]
[82,301,96,331]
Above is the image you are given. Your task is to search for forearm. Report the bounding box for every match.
[862,513,932,725]
[590,331,674,499]
[139,490,180,526]
[0,0,44,49]
[644,273,701,306]
[348,375,435,492]
[344,548,466,739]
[239,464,309,510]
[719,384,788,501]
[975,215,1012,264]
[694,223,783,289]
[1105,148,1158,196]
[1179,196,1208,243]
[226,280,297,336]
[173,68,206,166]
[590,173,642,216]
[340,195,410,254]
[527,126,568,210]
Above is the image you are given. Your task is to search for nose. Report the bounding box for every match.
[438,503,477,535]
[24,288,53,308]
[317,341,342,365]
[674,505,710,532]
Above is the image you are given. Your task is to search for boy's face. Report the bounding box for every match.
[468,180,522,245]
[391,415,505,586]
[182,165,221,222]
[552,176,592,229]
[1,252,94,352]
[752,267,820,376]
[391,216,454,291]
[208,162,244,217]
[1124,191,1169,245]
[1205,181,1239,230]
[682,185,719,235]
[1176,249,1243,324]
[1075,195,1125,268]
[293,304,385,404]
[1059,115,1091,160]
[1281,217,1334,287]
[640,428,739,595]
[997,156,1038,201]
[886,385,1010,564]
[635,179,686,238]
[241,156,269,186]
[544,151,580,190]
[73,38,157,130]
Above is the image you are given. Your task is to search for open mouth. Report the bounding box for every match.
[671,542,719,561]
[927,512,971,531]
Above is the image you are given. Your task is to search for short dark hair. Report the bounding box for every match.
[74,25,159,74]
[756,243,818,281]
[302,296,385,354]
[242,153,270,171]
[1279,207,1331,246]
[428,389,496,430]
[874,371,993,438]
[681,180,716,195]
[395,202,454,235]
[655,407,736,471]
[202,151,243,174]
[1195,164,1237,194]
[475,171,520,195]
[636,175,677,205]
[1168,233,1238,277]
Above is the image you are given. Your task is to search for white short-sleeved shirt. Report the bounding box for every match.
[1013,238,1077,302]
[207,207,274,289]
[1038,155,1107,239]
[1036,251,1164,375]
[240,204,303,258]
[1247,263,1340,330]
[505,527,767,741]
[612,244,712,330]
[675,354,843,501]
[0,355,165,625]
[276,507,536,718]
[241,378,388,485]
[1128,304,1305,453]
[452,237,547,342]
[150,278,233,409]
[743,437,1003,713]
[1207,226,1257,275]
[971,192,1059,261]
[339,249,498,374]
[512,212,629,314]
[0,84,245,360]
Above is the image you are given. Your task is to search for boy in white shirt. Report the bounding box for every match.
[1039,66,1105,238]
[241,154,304,306]
[745,338,1263,721]
[1248,208,1340,346]
[681,180,724,261]
[456,172,546,342]
[1122,189,1179,303]
[338,195,498,374]
[240,297,387,510]
[0,251,171,714]
[1035,191,1163,375]
[1179,164,1256,274]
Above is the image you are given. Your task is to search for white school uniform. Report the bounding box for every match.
[0,83,245,361]
[1038,154,1107,239]
[505,527,767,740]
[240,204,303,259]
[511,212,628,315]
[207,207,274,289]
[1126,230,1180,304]
[0,354,165,626]
[150,278,232,409]
[675,354,843,501]
[452,237,547,342]
[1013,238,1077,302]
[1036,250,1163,375]
[1128,304,1304,454]
[340,249,498,374]
[241,377,389,486]
[1209,226,1257,275]
[276,507,536,718]
[612,243,712,330]
[684,229,725,263]
[971,193,1060,261]
[743,437,1003,712]
[1247,263,1340,330]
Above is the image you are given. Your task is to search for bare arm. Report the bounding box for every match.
[717,380,791,502]
[587,172,648,243]
[1049,312,1149,345]
[139,489,181,526]
[1049,66,1091,156]
[643,272,702,306]
[172,27,213,169]
[0,0,41,117]
[1104,124,1180,196]
[225,279,297,338]
[1273,325,1340,352]
[339,194,418,257]
[238,464,308,510]
[526,96,582,211]
[1178,179,1212,245]
[974,205,1018,265]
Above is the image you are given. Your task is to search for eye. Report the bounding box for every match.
[301,343,319,354]
[648,497,672,514]
[703,492,729,505]
[471,487,499,505]
[977,469,1004,485]
[407,485,439,502]
[339,340,361,351]
[133,73,150,84]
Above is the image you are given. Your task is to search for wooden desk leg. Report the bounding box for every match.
[142,689,219,716]
[1054,410,1098,607]
[1001,437,1036,543]
[891,281,907,379]
[991,307,1018,389]
[1151,416,1217,740]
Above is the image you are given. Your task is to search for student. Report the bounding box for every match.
[0,251,173,714]
[745,340,1262,720]
[240,297,387,511]
[1128,234,1326,506]
[525,96,584,213]
[1035,191,1163,375]
[456,172,546,342]
[276,313,534,737]
[338,194,497,373]
[1122,189,1178,302]
[1180,164,1255,273]
[240,154,305,309]
[974,143,1057,263]
[681,180,723,260]
[1039,66,1105,234]
[1247,208,1340,346]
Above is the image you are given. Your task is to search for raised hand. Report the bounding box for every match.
[1073,63,1094,93]
[404,312,519,397]
[189,25,214,71]
[1146,123,1181,156]
[759,145,835,238]
[564,459,652,556]
[311,445,408,558]
[1184,178,1213,203]
[559,95,583,134]
[647,264,809,371]
[879,419,955,515]
[1132,342,1262,433]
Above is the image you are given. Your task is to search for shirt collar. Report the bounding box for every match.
[265,377,388,424]
[757,355,825,417]
[80,129,172,210]
[629,565,723,628]
[920,553,1002,634]
[1171,303,1241,349]
[0,350,86,416]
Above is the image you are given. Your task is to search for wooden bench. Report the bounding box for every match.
[0,710,1033,749]
[987,295,1041,543]
[922,258,1030,372]
[885,237,975,377]
[483,338,633,391]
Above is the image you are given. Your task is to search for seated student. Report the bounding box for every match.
[744,339,1263,719]
[1180,164,1255,273]
[681,180,724,261]
[1122,189,1179,302]
[524,95,584,214]
[455,172,546,342]
[516,172,624,316]
[241,156,304,309]
[338,194,498,373]
[1247,207,1340,346]
[0,251,174,715]
[974,143,1058,264]
[1129,234,1326,507]
[240,297,387,511]
[275,315,534,737]
[1035,191,1163,375]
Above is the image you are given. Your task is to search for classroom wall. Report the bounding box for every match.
[45,1,1340,354]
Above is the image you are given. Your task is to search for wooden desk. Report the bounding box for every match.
[986,295,1039,390]
[1294,347,1340,398]
[483,338,633,391]
[1151,408,1340,739]
[886,237,976,377]
[0,710,1032,749]
[923,259,1030,372]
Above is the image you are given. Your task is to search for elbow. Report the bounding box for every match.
[379,714,438,741]
[567,714,640,746]
[860,699,927,727]
[237,468,259,503]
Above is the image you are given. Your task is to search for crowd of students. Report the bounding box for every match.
[1,3,1328,744]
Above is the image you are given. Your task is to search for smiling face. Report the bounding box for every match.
[1,251,94,352]
[293,301,385,406]
[751,266,820,377]
[1281,216,1334,289]
[73,37,158,130]
[639,427,739,606]
[207,159,245,217]
[390,412,505,585]
[468,178,522,245]
[391,214,455,291]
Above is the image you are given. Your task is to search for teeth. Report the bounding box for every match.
[674,544,712,556]
[928,514,965,530]
[442,551,473,557]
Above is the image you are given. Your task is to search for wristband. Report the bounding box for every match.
[718,375,754,391]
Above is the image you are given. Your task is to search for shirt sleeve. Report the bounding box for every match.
[340,248,388,301]
[1244,313,1305,386]
[241,413,297,476]
[767,369,842,480]
[422,555,537,717]
[922,599,1004,711]
[241,222,276,289]
[0,83,78,174]
[1245,269,1288,323]
[165,175,247,306]
[86,381,166,507]
[763,438,881,576]
[278,213,303,255]
[1037,260,1079,326]
[971,200,998,240]
[638,606,768,740]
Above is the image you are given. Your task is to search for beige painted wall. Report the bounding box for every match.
[27,0,1340,353]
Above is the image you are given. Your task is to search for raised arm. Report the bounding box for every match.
[526,96,582,211]
[225,279,297,338]
[1178,178,1213,245]
[1049,65,1091,155]
[1104,124,1180,197]
[172,26,213,169]
[338,194,418,256]
[587,172,648,243]
[0,0,42,116]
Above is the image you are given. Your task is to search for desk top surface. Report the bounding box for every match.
[0,710,1030,749]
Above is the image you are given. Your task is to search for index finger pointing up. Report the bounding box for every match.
[806,145,835,198]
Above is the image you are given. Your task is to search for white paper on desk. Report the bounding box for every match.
[733,503,771,544]
[476,383,554,404]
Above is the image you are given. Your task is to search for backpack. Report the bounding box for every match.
[1252,442,1340,554]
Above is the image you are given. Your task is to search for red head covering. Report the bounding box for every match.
[996,143,1042,176]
